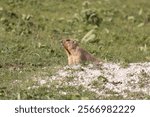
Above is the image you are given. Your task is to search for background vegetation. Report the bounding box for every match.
[0,0,150,99]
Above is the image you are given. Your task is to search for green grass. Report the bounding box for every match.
[0,0,150,99]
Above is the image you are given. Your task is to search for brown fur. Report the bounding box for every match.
[61,39,100,65]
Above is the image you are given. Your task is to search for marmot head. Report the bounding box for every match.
[61,39,79,55]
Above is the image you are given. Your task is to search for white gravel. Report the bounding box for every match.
[34,62,150,98]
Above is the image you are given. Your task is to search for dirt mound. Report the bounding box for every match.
[34,62,150,99]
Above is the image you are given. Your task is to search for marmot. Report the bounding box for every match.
[61,39,100,65]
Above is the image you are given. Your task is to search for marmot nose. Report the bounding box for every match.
[60,40,64,46]
[60,40,63,43]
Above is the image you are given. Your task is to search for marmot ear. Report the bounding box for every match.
[66,39,71,41]
[73,40,79,45]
